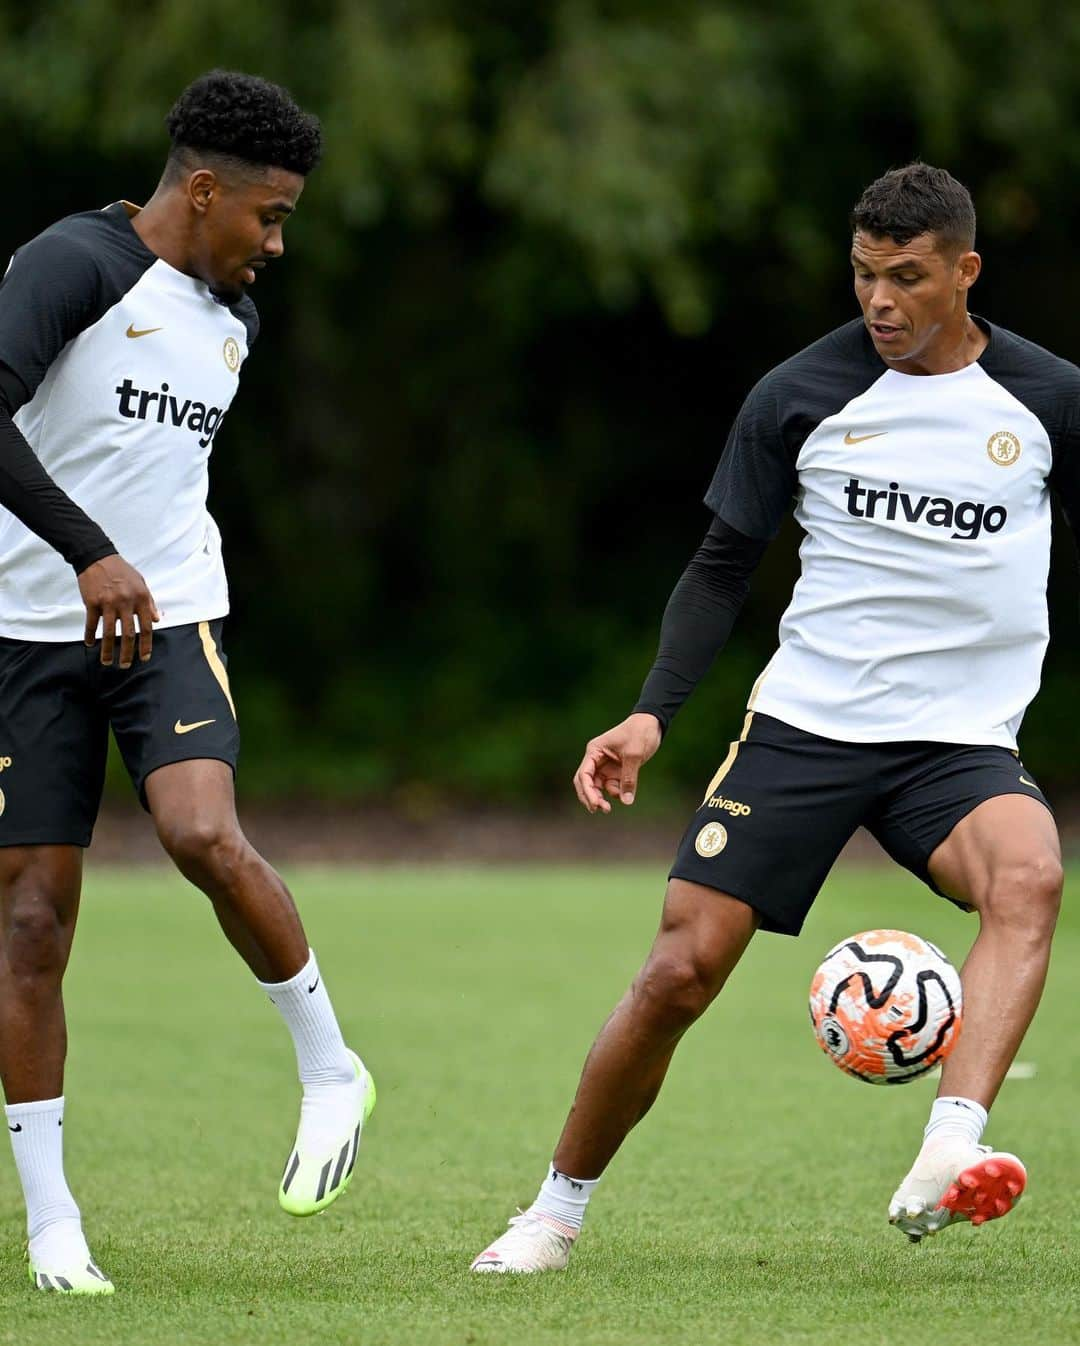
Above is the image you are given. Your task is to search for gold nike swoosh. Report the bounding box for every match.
[843,430,888,445]
[174,718,216,735]
[126,324,163,338]
[1019,775,1038,789]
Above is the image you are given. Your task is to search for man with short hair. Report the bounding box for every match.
[473,162,1077,1273]
[0,70,373,1294]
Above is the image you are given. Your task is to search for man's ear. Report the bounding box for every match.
[957,249,982,292]
[188,169,218,214]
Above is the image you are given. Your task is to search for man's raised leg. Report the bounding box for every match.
[0,846,113,1293]
[145,760,375,1216]
[471,879,758,1272]
[889,794,1061,1241]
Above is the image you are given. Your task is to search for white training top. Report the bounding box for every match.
[705,318,1080,749]
[0,202,257,640]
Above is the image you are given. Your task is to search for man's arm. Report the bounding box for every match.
[572,516,768,814]
[0,230,159,666]
[1052,467,1080,646]
[1050,410,1080,552]
[574,370,797,813]
[633,516,768,733]
[0,366,116,572]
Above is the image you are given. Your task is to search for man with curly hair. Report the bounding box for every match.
[0,70,373,1295]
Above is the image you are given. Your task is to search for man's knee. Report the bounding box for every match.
[1,863,76,979]
[156,813,248,884]
[629,881,757,1029]
[633,943,728,1028]
[980,852,1063,938]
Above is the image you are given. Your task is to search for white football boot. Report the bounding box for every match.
[471,1210,578,1273]
[278,1049,376,1216]
[28,1221,114,1295]
[889,1138,1026,1242]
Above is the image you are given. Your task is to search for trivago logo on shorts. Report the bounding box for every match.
[706,793,751,817]
[843,478,1007,540]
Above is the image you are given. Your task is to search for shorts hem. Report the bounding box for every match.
[667,865,806,937]
[898,787,1054,912]
[920,788,1055,859]
[0,832,92,849]
[136,752,238,811]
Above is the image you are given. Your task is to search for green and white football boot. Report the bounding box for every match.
[27,1223,114,1294]
[278,1050,376,1216]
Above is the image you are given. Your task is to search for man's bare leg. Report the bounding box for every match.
[472,879,758,1271]
[146,759,374,1216]
[0,846,112,1291]
[146,759,307,982]
[889,794,1061,1240]
[553,880,759,1177]
[0,847,82,1103]
[930,795,1061,1106]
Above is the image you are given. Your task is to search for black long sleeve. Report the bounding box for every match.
[633,516,768,733]
[0,364,116,573]
[1051,429,1080,554]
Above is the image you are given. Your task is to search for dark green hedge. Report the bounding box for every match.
[3,2,1078,802]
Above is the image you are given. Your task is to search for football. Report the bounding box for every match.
[809,929,963,1084]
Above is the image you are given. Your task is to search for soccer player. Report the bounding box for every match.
[0,72,374,1294]
[472,163,1077,1272]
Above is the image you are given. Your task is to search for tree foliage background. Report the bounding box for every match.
[3,1,1080,807]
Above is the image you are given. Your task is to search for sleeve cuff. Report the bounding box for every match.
[631,703,669,737]
[70,540,118,575]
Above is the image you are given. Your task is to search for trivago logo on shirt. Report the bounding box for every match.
[842,477,1007,540]
[115,378,225,448]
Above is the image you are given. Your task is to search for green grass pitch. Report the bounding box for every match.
[2,861,1078,1345]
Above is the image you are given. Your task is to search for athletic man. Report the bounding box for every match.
[472,163,1076,1272]
[0,71,374,1295]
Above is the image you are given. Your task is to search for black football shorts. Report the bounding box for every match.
[0,619,239,847]
[669,712,1052,936]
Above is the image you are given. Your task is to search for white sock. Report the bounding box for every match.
[259,948,356,1086]
[5,1097,82,1246]
[530,1165,600,1233]
[924,1095,988,1148]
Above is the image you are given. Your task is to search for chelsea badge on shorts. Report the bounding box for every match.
[695,822,728,857]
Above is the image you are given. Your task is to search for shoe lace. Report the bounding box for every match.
[502,1209,572,1246]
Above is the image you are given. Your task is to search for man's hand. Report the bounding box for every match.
[573,712,663,814]
[78,555,160,668]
